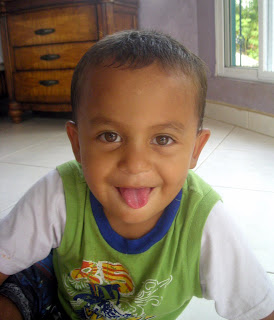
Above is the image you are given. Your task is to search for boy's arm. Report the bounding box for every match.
[0,272,8,285]
[200,201,274,319]
[0,295,23,320]
[262,311,274,319]
[0,252,56,320]
[0,272,23,320]
[0,170,65,319]
[0,169,66,275]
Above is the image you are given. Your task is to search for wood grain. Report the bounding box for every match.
[0,1,139,14]
[21,103,72,112]
[1,0,139,122]
[14,70,73,103]
[114,11,137,32]
[8,5,98,47]
[0,15,14,99]
[14,42,94,70]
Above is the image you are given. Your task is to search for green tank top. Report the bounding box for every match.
[53,160,221,320]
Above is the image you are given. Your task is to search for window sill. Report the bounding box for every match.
[216,68,274,84]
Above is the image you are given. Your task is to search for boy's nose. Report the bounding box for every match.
[118,144,152,175]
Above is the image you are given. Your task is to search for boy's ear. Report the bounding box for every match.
[66,121,81,163]
[190,129,211,169]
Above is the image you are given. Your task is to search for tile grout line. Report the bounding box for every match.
[0,132,66,161]
[0,144,42,161]
[0,203,15,215]
[195,125,236,171]
[0,161,55,170]
[209,125,236,150]
[210,185,274,194]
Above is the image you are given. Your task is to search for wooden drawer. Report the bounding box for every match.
[113,5,138,32]
[8,5,98,47]
[0,0,139,123]
[14,42,94,71]
[14,70,73,103]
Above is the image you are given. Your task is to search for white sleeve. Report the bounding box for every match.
[200,201,274,320]
[0,169,66,275]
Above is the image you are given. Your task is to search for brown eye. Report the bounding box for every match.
[99,132,121,143]
[153,135,174,146]
[105,132,117,142]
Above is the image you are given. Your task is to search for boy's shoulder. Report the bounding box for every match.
[185,170,220,198]
[57,160,85,183]
[182,170,222,217]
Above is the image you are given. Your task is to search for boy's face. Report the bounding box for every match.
[67,63,210,239]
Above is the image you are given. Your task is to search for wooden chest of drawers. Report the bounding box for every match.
[0,0,139,123]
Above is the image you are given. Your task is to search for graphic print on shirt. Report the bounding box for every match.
[63,260,173,319]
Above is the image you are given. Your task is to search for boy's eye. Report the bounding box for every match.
[98,132,122,143]
[152,135,174,146]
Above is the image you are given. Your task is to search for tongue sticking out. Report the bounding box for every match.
[119,188,151,209]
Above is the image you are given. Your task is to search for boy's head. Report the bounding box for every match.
[67,30,210,239]
[71,30,207,130]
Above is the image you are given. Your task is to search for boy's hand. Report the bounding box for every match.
[0,295,23,320]
[262,311,274,320]
[0,272,23,320]
[0,272,9,286]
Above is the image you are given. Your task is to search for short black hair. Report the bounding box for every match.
[71,30,208,130]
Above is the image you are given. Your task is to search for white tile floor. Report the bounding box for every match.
[0,115,273,319]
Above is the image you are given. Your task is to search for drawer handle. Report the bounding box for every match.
[35,28,55,36]
[40,54,60,61]
[39,80,59,87]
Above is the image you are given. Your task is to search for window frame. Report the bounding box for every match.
[215,0,274,83]
[259,0,274,80]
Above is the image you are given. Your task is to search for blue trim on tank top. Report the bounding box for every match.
[89,189,182,254]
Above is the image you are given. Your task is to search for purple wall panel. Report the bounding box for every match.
[207,77,274,115]
[139,0,199,54]
[196,0,215,75]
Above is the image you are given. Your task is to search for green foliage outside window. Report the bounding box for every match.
[235,0,259,62]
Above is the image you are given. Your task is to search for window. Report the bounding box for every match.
[215,0,274,82]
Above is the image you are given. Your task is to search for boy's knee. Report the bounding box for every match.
[0,294,23,320]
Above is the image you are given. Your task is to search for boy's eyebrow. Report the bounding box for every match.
[151,122,185,133]
[89,116,122,128]
[89,116,185,132]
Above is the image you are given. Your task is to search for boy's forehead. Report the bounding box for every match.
[75,66,199,131]
[82,63,196,96]
[77,63,199,124]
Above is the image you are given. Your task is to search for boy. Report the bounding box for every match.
[0,30,273,320]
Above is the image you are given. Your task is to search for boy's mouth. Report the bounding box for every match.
[117,187,153,209]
